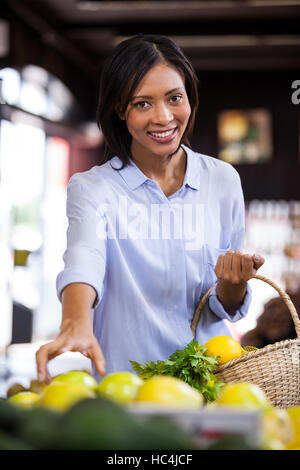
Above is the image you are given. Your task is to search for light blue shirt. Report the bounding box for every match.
[56,144,251,381]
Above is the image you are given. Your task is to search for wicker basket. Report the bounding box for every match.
[191,274,300,408]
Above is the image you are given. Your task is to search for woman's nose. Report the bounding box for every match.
[152,103,173,124]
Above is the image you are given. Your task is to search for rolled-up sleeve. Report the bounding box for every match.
[208,168,252,321]
[208,283,252,322]
[56,174,107,309]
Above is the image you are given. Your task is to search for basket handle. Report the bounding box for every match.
[191,274,300,339]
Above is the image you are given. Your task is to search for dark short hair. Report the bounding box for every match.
[96,34,199,168]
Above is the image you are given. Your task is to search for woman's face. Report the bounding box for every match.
[124,62,191,161]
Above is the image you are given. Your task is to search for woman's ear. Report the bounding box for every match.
[115,104,125,121]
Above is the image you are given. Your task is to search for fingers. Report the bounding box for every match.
[214,254,225,279]
[88,341,106,377]
[240,254,254,281]
[36,337,83,383]
[214,250,265,284]
[231,251,243,283]
[36,340,64,383]
[36,336,107,383]
[215,251,238,282]
[62,338,106,376]
[252,253,265,270]
[223,251,234,274]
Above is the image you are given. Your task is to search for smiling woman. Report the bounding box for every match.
[36,34,265,385]
[96,34,199,169]
[124,63,191,172]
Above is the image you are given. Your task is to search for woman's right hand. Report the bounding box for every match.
[36,320,106,383]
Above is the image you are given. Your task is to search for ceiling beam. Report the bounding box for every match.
[2,0,98,78]
[114,34,300,48]
[70,0,300,22]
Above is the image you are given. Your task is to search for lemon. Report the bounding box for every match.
[96,371,144,405]
[204,336,242,365]
[261,407,294,449]
[285,407,300,450]
[134,375,203,409]
[215,382,271,410]
[262,439,286,450]
[37,381,95,412]
[52,370,98,391]
[8,391,40,409]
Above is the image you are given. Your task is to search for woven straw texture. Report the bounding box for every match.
[191,274,300,408]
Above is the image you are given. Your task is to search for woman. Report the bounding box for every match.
[36,34,264,383]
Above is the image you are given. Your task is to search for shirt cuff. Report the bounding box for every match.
[56,268,104,309]
[208,282,252,322]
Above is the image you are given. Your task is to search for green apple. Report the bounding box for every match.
[216,382,271,410]
[8,391,40,409]
[96,372,144,405]
[52,370,98,391]
[37,381,95,412]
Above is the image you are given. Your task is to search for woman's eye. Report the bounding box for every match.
[134,101,149,109]
[170,94,183,103]
[133,95,182,109]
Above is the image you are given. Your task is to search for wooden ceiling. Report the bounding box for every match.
[3,0,300,76]
[1,0,300,119]
[1,1,300,199]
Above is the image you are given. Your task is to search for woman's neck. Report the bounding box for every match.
[130,144,187,183]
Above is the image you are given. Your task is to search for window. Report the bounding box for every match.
[0,65,83,122]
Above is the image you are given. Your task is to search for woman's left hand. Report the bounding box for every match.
[215,250,265,285]
[214,250,265,315]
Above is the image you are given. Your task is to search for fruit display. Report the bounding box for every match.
[52,370,98,391]
[261,407,294,450]
[0,386,193,450]
[285,407,300,450]
[215,382,271,410]
[37,381,96,412]
[1,336,299,450]
[130,338,223,402]
[96,371,144,405]
[134,375,204,409]
[8,392,40,409]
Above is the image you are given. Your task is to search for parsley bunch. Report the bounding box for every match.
[130,339,224,403]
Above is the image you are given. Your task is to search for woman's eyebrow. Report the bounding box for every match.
[130,87,184,100]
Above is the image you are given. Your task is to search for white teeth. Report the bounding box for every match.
[149,128,175,138]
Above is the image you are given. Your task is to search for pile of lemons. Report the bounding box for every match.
[7,370,203,412]
[8,371,97,412]
[6,335,242,413]
[202,335,300,450]
[6,335,300,451]
[211,381,300,450]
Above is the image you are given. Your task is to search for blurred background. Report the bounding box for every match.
[0,0,300,395]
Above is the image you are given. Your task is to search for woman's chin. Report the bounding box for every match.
[148,138,182,157]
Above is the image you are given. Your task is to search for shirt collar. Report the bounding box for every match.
[110,156,149,190]
[110,144,200,191]
[181,144,201,191]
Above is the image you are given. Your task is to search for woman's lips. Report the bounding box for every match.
[147,127,178,143]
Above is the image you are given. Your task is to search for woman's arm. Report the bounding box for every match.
[209,166,264,317]
[37,174,108,383]
[36,282,106,383]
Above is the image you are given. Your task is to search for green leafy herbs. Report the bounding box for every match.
[130,339,224,403]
